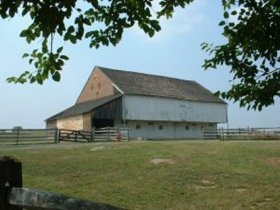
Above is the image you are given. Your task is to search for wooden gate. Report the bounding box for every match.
[58,129,93,142]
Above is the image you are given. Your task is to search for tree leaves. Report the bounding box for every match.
[1,0,194,85]
[203,0,280,110]
[223,11,229,19]
[2,0,279,111]
[7,38,68,85]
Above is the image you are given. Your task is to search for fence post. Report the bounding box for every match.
[91,128,95,142]
[16,130,19,145]
[54,129,59,144]
[220,127,224,141]
[0,156,22,210]
[57,129,61,143]
[75,131,77,142]
[107,126,110,141]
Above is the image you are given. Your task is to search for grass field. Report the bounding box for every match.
[0,140,279,210]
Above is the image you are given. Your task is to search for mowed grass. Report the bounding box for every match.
[1,140,280,210]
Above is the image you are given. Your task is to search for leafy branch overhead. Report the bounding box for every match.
[202,0,280,110]
[0,0,193,84]
[1,0,280,110]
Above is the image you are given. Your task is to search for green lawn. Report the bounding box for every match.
[1,140,280,210]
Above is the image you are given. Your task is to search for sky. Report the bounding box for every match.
[0,0,279,129]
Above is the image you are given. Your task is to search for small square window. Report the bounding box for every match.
[159,125,163,130]
[136,125,141,129]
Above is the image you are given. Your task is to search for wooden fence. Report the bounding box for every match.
[203,127,280,140]
[0,156,126,210]
[0,127,130,145]
[93,127,129,141]
[0,129,58,145]
[58,129,93,142]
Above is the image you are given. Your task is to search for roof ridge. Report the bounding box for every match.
[94,66,226,104]
[97,65,195,83]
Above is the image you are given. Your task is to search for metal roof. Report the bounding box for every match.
[46,94,121,121]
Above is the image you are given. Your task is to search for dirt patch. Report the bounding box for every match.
[90,146,106,151]
[193,185,217,190]
[250,197,273,209]
[150,158,175,165]
[192,179,217,190]
[266,157,280,168]
[201,179,214,185]
[235,188,248,193]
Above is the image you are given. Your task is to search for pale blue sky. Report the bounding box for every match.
[0,0,279,128]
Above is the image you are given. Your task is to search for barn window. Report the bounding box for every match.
[136,125,141,129]
[185,126,190,130]
[159,125,163,130]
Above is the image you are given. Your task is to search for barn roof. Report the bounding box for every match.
[47,94,121,121]
[98,66,226,104]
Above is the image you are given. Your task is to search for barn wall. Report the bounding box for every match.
[76,68,115,103]
[123,95,227,123]
[46,120,57,129]
[93,99,122,120]
[46,114,92,131]
[83,113,92,131]
[126,121,215,139]
[56,115,84,130]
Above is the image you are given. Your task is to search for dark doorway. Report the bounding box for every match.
[92,118,114,129]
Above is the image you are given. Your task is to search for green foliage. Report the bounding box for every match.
[0,0,192,84]
[1,0,279,110]
[6,39,68,84]
[202,0,280,110]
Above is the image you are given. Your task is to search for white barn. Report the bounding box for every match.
[46,66,227,139]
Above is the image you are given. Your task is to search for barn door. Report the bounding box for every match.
[92,118,114,129]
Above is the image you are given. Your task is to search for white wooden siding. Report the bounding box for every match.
[126,121,213,139]
[123,95,227,123]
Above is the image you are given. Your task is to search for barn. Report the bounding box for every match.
[46,66,227,139]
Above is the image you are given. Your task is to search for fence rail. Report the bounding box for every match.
[0,127,130,145]
[203,127,280,140]
[93,127,129,141]
[58,129,93,142]
[0,156,126,210]
[0,129,57,145]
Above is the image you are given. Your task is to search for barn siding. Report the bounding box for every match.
[93,99,122,120]
[56,115,84,130]
[83,113,92,131]
[76,68,115,103]
[123,95,227,123]
[46,120,56,129]
[126,121,214,139]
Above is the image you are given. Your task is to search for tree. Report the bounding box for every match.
[202,0,280,110]
[1,0,279,110]
[0,0,193,84]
